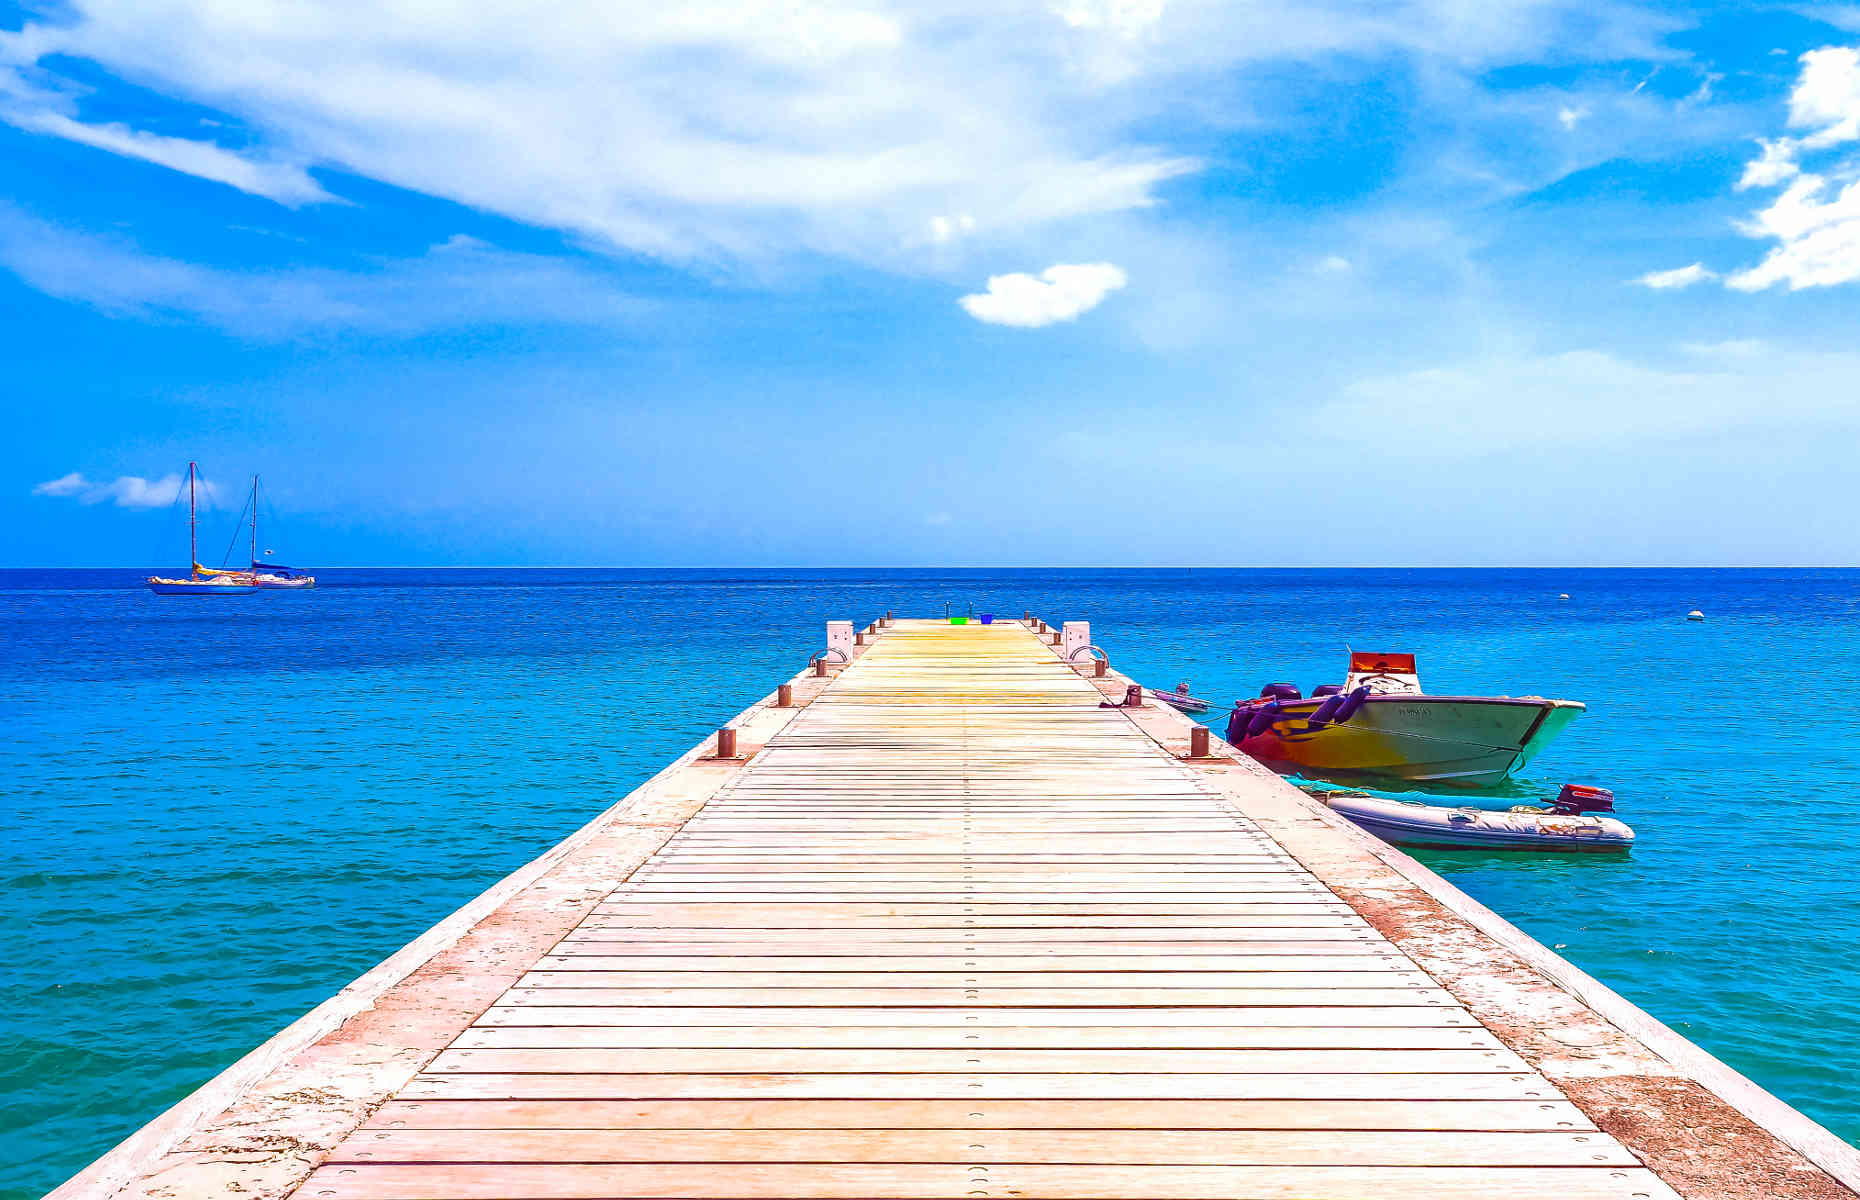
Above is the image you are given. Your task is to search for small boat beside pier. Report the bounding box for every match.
[1226,651,1583,789]
[1151,680,1212,713]
[1321,785,1635,852]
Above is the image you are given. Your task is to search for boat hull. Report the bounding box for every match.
[253,575,315,589]
[1324,792,1632,852]
[147,581,259,595]
[1238,695,1583,789]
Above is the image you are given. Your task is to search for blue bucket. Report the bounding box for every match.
[979,613,994,625]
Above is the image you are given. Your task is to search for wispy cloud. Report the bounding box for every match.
[1633,262,1715,289]
[32,472,205,508]
[4,108,330,206]
[0,0,1673,268]
[959,263,1127,328]
[0,206,645,338]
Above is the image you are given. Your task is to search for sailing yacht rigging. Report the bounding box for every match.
[145,463,258,595]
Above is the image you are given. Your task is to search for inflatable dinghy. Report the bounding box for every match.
[1323,785,1634,853]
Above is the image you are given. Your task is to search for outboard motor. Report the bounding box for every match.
[1259,683,1302,701]
[1311,684,1345,698]
[1551,784,1616,815]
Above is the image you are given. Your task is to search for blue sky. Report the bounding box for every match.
[6,0,1860,566]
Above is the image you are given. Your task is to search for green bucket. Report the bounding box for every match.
[949,617,968,625]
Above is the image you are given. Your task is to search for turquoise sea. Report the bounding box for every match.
[3,567,1858,1197]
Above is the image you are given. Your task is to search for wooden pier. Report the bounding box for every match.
[51,619,1860,1200]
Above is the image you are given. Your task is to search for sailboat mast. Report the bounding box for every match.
[188,461,198,575]
[250,474,259,569]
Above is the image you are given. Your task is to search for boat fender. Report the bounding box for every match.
[1225,705,1250,745]
[1330,686,1370,724]
[1307,693,1347,728]
[1260,683,1302,701]
[1247,702,1282,737]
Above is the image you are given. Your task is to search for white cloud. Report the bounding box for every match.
[1737,138,1799,190]
[959,262,1128,327]
[3,109,329,205]
[924,511,952,526]
[0,0,1677,270]
[0,2,1203,265]
[33,472,203,508]
[1726,46,1860,290]
[0,205,645,338]
[929,214,976,245]
[31,472,89,498]
[1557,104,1587,130]
[1728,176,1860,290]
[1789,46,1860,147]
[1050,0,1165,38]
[1318,254,1352,272]
[1633,262,1715,289]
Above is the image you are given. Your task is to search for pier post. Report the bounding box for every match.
[715,727,737,758]
[776,683,792,707]
[856,631,866,646]
[1095,658,1107,677]
[813,658,827,677]
[1189,725,1210,758]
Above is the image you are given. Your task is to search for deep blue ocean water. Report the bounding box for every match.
[3,567,1857,1197]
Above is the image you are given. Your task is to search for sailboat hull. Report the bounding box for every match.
[147,580,259,595]
[1238,695,1583,789]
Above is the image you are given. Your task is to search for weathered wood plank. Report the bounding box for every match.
[299,1161,1678,1199]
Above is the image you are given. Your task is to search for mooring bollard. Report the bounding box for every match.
[856,631,866,646]
[1190,726,1210,758]
[716,727,737,757]
[814,658,828,677]
[1095,658,1107,678]
[777,683,792,707]
[1050,632,1062,646]
[1125,684,1143,707]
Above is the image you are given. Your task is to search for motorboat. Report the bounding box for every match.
[1322,785,1633,852]
[1224,651,1583,789]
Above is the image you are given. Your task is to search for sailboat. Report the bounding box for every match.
[145,463,259,595]
[195,476,316,589]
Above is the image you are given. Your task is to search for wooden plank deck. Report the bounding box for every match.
[300,619,1678,1200]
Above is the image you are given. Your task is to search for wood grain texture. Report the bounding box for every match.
[303,620,1672,1200]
